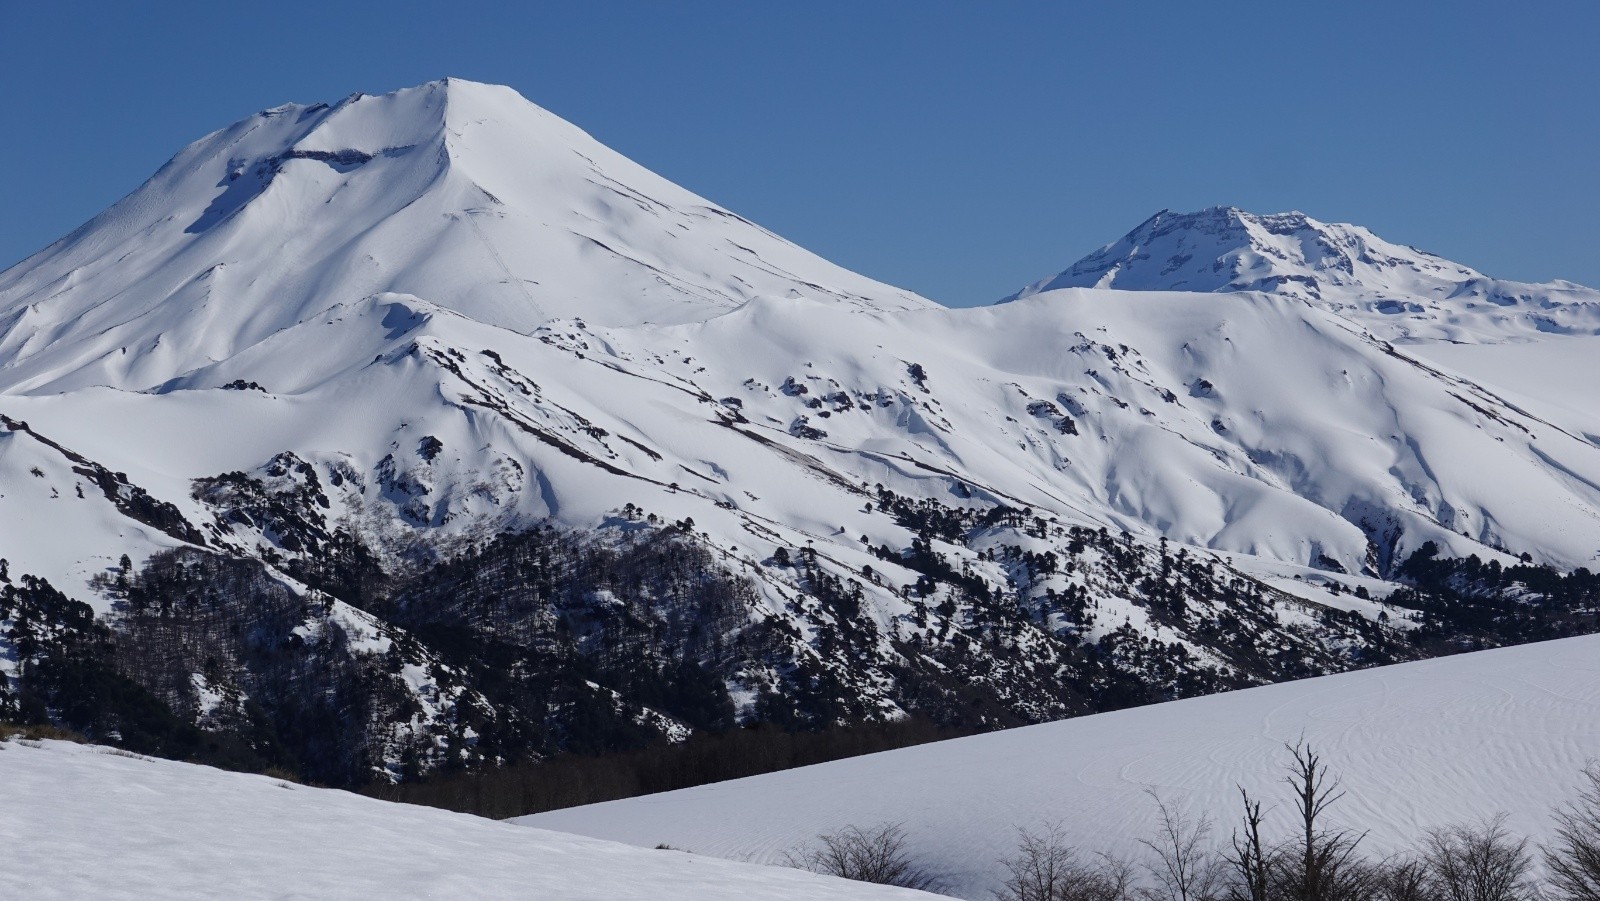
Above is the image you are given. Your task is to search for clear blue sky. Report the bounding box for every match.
[2,1,1595,306]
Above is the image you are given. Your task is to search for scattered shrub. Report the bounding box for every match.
[786,822,945,892]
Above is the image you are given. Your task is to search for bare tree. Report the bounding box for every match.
[997,824,1080,901]
[1139,792,1225,901]
[1374,855,1436,901]
[1548,765,1600,901]
[1224,788,1272,901]
[1276,741,1378,901]
[1220,744,1382,901]
[995,822,1138,901]
[787,821,944,892]
[1100,854,1141,901]
[1421,815,1534,901]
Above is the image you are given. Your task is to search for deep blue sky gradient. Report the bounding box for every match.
[2,1,1595,306]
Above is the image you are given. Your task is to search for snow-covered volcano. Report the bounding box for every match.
[1002,206,1600,343]
[3,81,1600,784]
[0,78,931,394]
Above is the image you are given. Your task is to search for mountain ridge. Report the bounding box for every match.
[1002,205,1600,343]
[3,80,1599,786]
[0,78,933,395]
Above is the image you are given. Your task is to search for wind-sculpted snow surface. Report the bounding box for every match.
[523,634,1600,899]
[0,739,940,900]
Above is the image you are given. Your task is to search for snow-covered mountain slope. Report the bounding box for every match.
[0,739,939,900]
[0,78,931,395]
[523,633,1600,900]
[10,277,1600,597]
[4,80,1600,784]
[10,274,1595,781]
[1002,207,1600,344]
[1411,335,1600,441]
[651,289,1600,571]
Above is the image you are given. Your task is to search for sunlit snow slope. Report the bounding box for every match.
[524,633,1600,900]
[1003,206,1600,344]
[0,78,931,395]
[4,80,1600,761]
[0,739,939,900]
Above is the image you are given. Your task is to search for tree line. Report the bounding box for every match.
[365,716,961,818]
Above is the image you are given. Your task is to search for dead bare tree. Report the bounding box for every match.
[1139,792,1225,901]
[1548,764,1600,901]
[1224,788,1272,901]
[1277,741,1378,901]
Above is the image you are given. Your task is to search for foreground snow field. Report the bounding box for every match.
[524,634,1600,899]
[0,739,938,900]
